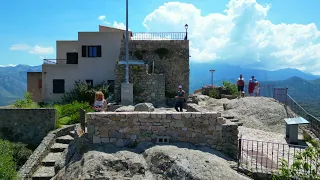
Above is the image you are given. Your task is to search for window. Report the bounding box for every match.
[66,52,78,64]
[87,46,101,57]
[86,80,93,88]
[53,79,65,93]
[82,45,101,57]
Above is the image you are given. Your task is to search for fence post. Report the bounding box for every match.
[237,138,242,169]
[79,109,86,132]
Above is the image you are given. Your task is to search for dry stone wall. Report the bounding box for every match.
[87,112,239,158]
[115,64,165,106]
[0,108,56,147]
[115,40,189,105]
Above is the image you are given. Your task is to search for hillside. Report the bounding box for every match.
[0,65,41,106]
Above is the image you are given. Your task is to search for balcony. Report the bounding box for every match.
[43,52,78,65]
[130,32,187,40]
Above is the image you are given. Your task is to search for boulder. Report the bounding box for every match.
[134,103,155,112]
[115,105,135,112]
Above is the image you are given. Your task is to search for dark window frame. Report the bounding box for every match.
[53,79,65,94]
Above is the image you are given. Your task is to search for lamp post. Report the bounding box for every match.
[125,0,129,83]
[184,24,188,40]
[209,69,215,87]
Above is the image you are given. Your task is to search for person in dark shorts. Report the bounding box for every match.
[237,74,245,98]
[175,85,185,112]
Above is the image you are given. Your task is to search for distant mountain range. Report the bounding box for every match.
[0,64,319,118]
[0,65,41,106]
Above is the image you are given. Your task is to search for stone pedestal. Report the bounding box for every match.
[121,83,133,105]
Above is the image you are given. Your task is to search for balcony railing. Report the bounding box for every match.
[130,32,187,40]
[43,59,78,65]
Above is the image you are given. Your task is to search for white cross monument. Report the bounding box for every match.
[118,0,144,105]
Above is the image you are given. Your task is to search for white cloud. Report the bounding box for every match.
[142,0,320,74]
[98,15,106,21]
[0,64,16,67]
[113,21,126,30]
[10,44,55,54]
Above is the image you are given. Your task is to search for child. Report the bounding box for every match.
[93,91,107,112]
[253,81,260,97]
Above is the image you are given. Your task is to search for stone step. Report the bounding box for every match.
[41,152,64,166]
[32,166,55,180]
[235,122,243,126]
[56,135,74,144]
[50,143,69,153]
[230,119,239,122]
[69,130,76,137]
[223,116,235,119]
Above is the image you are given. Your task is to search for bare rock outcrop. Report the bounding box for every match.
[53,144,251,180]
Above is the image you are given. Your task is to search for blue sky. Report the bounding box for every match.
[1,0,320,74]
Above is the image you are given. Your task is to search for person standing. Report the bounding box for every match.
[253,80,260,97]
[175,85,185,112]
[93,91,107,112]
[248,76,257,96]
[237,74,245,98]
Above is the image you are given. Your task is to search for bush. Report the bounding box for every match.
[61,80,109,105]
[209,88,218,98]
[0,139,32,180]
[13,92,39,108]
[55,101,93,128]
[222,81,238,95]
[272,140,320,180]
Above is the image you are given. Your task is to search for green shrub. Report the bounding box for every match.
[0,139,32,180]
[222,81,238,96]
[209,89,218,98]
[61,80,109,105]
[272,140,320,180]
[55,101,93,128]
[0,139,17,180]
[13,92,39,108]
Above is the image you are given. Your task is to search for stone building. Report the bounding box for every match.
[115,37,190,107]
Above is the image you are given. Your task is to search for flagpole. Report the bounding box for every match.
[125,0,129,83]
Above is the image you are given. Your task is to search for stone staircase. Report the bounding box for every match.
[31,131,75,180]
[223,116,243,126]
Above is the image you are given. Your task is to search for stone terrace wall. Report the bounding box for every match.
[116,40,190,102]
[115,64,165,106]
[87,112,239,158]
[0,109,56,147]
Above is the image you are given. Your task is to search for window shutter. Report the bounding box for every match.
[82,46,87,57]
[97,46,102,57]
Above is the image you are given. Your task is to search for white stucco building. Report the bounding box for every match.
[28,25,130,103]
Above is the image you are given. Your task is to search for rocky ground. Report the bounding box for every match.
[189,94,289,134]
[53,142,251,180]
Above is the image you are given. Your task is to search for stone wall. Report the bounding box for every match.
[19,125,75,179]
[0,108,56,147]
[87,112,239,158]
[115,64,165,106]
[115,40,189,105]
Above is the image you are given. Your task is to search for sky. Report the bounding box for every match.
[1,0,320,74]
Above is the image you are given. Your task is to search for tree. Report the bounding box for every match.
[273,140,320,180]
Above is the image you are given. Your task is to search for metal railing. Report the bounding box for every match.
[244,84,275,97]
[131,32,187,40]
[285,94,320,138]
[237,138,308,173]
[43,59,67,64]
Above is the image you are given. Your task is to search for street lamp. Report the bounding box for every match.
[209,69,215,87]
[184,24,188,40]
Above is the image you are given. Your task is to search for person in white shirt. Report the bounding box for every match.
[93,91,107,112]
[253,81,260,97]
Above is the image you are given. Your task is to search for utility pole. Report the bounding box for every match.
[125,0,129,83]
[209,69,215,87]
